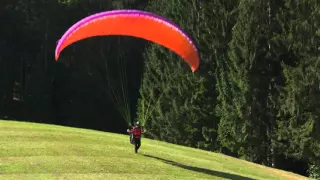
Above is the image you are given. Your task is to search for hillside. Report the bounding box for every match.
[0,120,309,180]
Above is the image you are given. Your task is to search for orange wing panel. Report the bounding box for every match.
[56,11,200,71]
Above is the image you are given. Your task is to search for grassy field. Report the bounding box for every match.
[0,120,310,180]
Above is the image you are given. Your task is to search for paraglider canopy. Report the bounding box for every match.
[55,9,200,72]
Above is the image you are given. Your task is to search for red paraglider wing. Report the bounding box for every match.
[55,10,200,72]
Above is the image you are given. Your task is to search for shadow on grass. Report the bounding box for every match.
[143,154,256,180]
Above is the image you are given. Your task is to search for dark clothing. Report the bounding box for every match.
[134,138,141,153]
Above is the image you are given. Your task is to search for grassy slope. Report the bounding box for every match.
[0,120,309,180]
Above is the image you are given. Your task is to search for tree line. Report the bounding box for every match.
[0,0,319,178]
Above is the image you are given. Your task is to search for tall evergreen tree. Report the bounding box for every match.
[217,0,285,165]
[136,0,218,149]
[275,0,320,174]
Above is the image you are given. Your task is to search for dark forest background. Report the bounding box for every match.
[0,0,319,178]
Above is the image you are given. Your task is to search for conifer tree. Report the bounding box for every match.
[275,0,320,171]
[136,0,217,148]
[217,0,285,164]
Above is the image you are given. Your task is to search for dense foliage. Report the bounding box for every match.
[0,0,318,177]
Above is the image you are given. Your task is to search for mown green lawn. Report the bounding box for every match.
[0,120,309,180]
